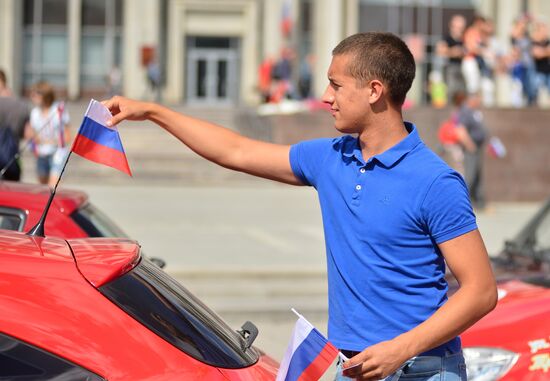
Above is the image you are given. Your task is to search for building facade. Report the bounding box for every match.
[2,0,550,106]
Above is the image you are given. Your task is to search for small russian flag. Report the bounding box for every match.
[276,310,338,381]
[71,99,132,176]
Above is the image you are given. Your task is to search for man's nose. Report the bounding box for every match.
[321,86,334,104]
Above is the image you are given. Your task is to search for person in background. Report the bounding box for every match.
[107,65,122,98]
[437,91,476,174]
[510,15,536,105]
[0,69,13,97]
[24,81,70,187]
[257,56,275,103]
[270,47,295,102]
[462,15,488,96]
[455,91,488,210]
[436,14,466,98]
[0,69,30,181]
[298,54,314,100]
[103,32,497,381]
[531,19,550,104]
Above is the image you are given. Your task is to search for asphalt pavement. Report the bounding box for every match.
[17,101,543,379]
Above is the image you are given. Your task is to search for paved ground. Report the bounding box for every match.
[16,100,544,379]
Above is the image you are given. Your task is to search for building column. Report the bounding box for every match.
[0,0,20,93]
[312,0,345,98]
[67,0,81,100]
[262,0,284,60]
[242,2,260,105]
[344,0,358,37]
[123,0,160,100]
[164,0,184,103]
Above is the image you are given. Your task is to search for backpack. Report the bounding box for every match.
[0,126,21,181]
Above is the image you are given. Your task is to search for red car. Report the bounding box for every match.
[0,181,131,239]
[0,230,278,380]
[0,180,165,267]
[460,197,550,380]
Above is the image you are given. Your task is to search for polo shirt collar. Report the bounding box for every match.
[338,122,421,167]
[374,122,421,167]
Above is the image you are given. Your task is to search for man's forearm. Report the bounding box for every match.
[394,282,497,360]
[145,102,247,170]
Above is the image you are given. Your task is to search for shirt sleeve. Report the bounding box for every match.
[289,138,334,187]
[421,170,478,244]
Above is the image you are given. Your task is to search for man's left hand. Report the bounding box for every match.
[342,340,409,381]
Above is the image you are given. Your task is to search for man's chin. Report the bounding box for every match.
[333,122,358,134]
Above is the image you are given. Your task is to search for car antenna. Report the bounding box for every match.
[27,151,73,237]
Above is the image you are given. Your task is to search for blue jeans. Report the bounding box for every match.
[334,352,467,381]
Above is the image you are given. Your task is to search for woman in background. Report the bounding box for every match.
[25,81,70,187]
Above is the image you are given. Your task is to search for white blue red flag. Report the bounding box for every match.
[276,310,338,381]
[71,99,132,176]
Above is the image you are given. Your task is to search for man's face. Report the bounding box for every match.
[321,54,372,134]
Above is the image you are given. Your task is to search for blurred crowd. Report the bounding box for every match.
[433,13,550,108]
[257,47,315,104]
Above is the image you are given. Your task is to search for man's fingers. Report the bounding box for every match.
[107,112,127,127]
[342,360,364,377]
[101,97,118,111]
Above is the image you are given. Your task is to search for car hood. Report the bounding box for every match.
[461,279,550,351]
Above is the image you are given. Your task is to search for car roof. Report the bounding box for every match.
[0,229,140,287]
[0,180,88,216]
[0,228,74,261]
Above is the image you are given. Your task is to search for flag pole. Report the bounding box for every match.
[291,308,350,362]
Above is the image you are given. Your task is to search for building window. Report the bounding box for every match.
[81,0,123,94]
[23,0,69,88]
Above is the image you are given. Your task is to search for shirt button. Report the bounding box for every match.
[355,185,362,191]
[360,168,366,173]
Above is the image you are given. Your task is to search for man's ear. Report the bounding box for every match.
[367,79,385,104]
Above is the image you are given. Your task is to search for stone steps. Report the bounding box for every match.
[169,269,329,317]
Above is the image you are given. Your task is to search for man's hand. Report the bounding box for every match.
[342,340,409,380]
[102,96,151,126]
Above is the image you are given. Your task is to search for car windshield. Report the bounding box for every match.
[99,258,258,368]
[71,203,128,238]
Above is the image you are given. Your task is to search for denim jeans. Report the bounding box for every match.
[334,352,467,381]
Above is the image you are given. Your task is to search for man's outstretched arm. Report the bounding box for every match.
[103,96,301,185]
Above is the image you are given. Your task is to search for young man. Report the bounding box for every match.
[104,32,497,380]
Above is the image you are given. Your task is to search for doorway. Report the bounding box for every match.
[186,37,240,105]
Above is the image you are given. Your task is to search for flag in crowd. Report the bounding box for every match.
[71,99,132,176]
[276,310,339,381]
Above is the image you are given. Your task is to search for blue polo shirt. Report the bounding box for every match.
[289,122,477,352]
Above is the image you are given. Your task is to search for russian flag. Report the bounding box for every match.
[276,311,338,381]
[72,99,132,176]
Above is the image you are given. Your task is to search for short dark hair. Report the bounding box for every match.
[332,32,416,106]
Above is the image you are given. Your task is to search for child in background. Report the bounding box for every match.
[24,81,70,187]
